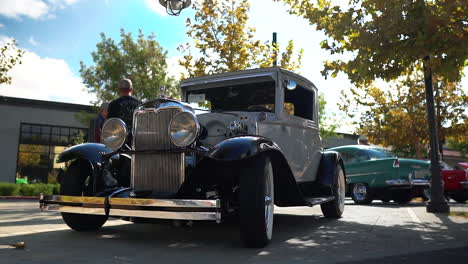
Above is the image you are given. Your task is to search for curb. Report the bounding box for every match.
[0,196,39,200]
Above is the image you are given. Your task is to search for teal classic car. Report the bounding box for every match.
[328,145,431,204]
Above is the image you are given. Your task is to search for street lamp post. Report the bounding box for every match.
[423,55,449,213]
[158,0,191,16]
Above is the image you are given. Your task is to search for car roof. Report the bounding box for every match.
[180,67,317,92]
[329,145,388,151]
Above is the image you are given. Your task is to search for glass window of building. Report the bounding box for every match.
[16,123,87,184]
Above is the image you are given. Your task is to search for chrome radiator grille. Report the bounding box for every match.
[132,108,184,193]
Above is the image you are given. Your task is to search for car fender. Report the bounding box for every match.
[206,136,281,161]
[57,143,114,163]
[317,150,346,186]
[204,136,306,206]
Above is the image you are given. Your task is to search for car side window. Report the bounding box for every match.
[284,85,315,121]
[340,152,353,164]
[353,150,370,163]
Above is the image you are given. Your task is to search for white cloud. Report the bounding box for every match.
[0,0,79,20]
[0,24,4,28]
[28,36,39,46]
[166,56,187,79]
[0,36,95,105]
[145,0,168,16]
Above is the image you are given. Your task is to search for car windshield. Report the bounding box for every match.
[186,81,275,112]
[367,148,396,159]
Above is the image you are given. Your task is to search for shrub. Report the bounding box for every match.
[0,183,61,196]
[20,183,56,196]
[0,183,20,196]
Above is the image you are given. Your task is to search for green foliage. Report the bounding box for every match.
[74,110,98,128]
[179,0,303,77]
[80,29,177,105]
[447,123,468,156]
[0,183,20,196]
[0,39,24,85]
[18,183,59,196]
[0,182,60,196]
[339,67,467,158]
[277,0,467,84]
[318,93,340,140]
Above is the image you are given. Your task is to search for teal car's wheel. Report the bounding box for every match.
[61,159,108,231]
[394,190,413,205]
[321,163,345,218]
[351,183,373,204]
[239,155,274,248]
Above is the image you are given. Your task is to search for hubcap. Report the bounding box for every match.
[353,183,367,201]
[264,161,274,239]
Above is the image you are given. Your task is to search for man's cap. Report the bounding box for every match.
[100,102,109,110]
[119,79,133,90]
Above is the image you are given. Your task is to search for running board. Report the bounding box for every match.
[305,196,335,206]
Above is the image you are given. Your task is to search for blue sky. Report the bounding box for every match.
[0,0,192,73]
[0,0,466,133]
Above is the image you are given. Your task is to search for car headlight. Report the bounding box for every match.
[101,118,128,150]
[169,112,200,147]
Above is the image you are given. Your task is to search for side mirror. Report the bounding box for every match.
[285,80,297,90]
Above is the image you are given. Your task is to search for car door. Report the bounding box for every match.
[258,81,320,182]
[345,149,396,188]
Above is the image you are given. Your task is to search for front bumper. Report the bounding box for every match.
[385,179,431,187]
[39,195,221,223]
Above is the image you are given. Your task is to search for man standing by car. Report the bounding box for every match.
[108,79,142,144]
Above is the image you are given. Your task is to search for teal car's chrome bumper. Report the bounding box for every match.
[385,179,431,187]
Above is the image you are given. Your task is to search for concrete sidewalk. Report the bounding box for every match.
[0,199,467,263]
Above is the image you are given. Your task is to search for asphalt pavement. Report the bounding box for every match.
[0,199,467,264]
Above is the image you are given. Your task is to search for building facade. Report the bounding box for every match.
[0,96,93,184]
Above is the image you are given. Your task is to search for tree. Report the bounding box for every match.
[179,0,303,78]
[0,40,24,85]
[277,0,466,84]
[319,93,341,141]
[279,0,466,211]
[340,67,467,158]
[80,29,177,105]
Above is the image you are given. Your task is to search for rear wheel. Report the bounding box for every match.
[321,163,345,218]
[351,183,373,204]
[239,155,274,248]
[61,159,108,231]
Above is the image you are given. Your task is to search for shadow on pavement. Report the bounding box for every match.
[1,205,468,264]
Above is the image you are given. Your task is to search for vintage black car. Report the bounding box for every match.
[40,67,346,248]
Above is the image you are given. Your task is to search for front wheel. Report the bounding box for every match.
[239,155,274,248]
[450,191,468,203]
[351,183,373,204]
[321,163,345,218]
[60,159,108,231]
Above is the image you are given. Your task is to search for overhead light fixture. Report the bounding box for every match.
[158,0,191,16]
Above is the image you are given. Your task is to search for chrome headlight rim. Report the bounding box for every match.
[101,118,128,150]
[168,111,200,148]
